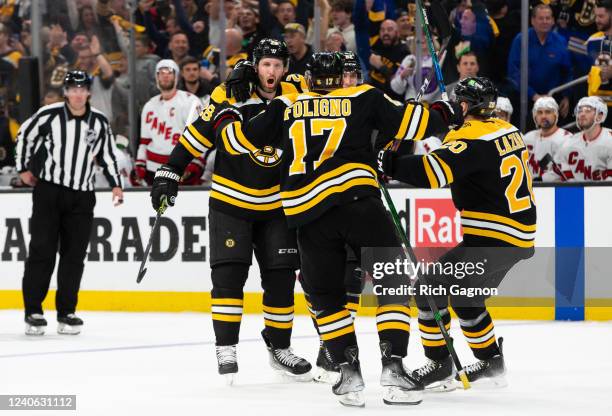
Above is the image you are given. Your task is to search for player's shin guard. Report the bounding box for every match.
[418,308,451,360]
[375,305,411,358]
[316,308,357,365]
[455,307,500,360]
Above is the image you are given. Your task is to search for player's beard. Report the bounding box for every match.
[538,118,553,130]
[578,117,596,132]
[158,78,175,92]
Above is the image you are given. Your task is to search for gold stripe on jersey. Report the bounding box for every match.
[462,227,535,247]
[423,155,439,188]
[461,210,536,247]
[211,174,282,211]
[179,124,213,157]
[431,153,454,184]
[221,122,258,155]
[280,163,379,216]
[461,210,536,232]
[395,103,430,141]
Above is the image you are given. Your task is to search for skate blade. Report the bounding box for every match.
[425,377,458,393]
[273,368,313,382]
[222,373,236,386]
[313,367,340,385]
[382,386,423,405]
[338,391,365,407]
[452,375,507,390]
[57,323,81,335]
[25,325,45,336]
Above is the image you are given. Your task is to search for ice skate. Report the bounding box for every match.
[379,341,424,405]
[412,355,456,392]
[313,340,340,384]
[332,346,365,407]
[261,330,312,381]
[216,345,238,385]
[25,314,47,336]
[455,337,507,388]
[57,314,83,335]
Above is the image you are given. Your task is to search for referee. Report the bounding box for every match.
[15,70,124,336]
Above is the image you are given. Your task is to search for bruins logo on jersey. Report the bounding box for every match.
[249,146,282,167]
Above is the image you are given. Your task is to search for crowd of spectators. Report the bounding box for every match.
[0,0,611,187]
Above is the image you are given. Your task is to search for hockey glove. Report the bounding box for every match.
[212,102,243,130]
[135,160,147,180]
[181,160,204,185]
[430,100,464,129]
[225,60,257,102]
[377,149,397,178]
[150,165,180,212]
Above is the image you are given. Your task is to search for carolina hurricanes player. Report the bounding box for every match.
[523,97,571,181]
[136,59,204,185]
[549,96,612,181]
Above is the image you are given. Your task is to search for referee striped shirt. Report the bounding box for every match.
[15,102,122,191]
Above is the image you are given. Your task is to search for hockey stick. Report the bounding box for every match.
[416,0,448,101]
[378,182,471,389]
[136,196,169,284]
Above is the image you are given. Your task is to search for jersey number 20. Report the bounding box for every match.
[500,149,536,213]
[288,118,347,175]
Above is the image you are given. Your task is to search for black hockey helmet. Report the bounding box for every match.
[63,70,92,90]
[339,51,362,81]
[306,52,343,92]
[453,77,498,117]
[253,38,289,66]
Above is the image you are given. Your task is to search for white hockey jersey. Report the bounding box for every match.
[137,90,203,172]
[547,127,612,181]
[523,127,571,180]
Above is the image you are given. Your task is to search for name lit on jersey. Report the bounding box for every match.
[145,111,181,143]
[495,132,526,156]
[283,98,352,120]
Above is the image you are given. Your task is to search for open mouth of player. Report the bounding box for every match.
[266,78,275,88]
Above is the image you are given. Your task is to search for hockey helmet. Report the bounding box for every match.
[155,59,180,90]
[253,38,289,66]
[306,52,343,92]
[453,77,498,117]
[575,96,608,124]
[338,51,363,85]
[63,70,92,90]
[532,96,559,126]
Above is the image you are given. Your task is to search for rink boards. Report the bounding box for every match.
[1,185,611,320]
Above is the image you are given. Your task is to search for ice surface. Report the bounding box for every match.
[1,311,610,416]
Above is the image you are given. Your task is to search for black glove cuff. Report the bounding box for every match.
[155,167,180,182]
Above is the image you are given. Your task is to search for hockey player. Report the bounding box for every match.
[378,77,537,390]
[150,39,312,383]
[523,97,571,181]
[136,59,204,185]
[548,96,612,181]
[208,52,460,406]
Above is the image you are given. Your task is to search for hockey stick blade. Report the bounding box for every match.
[136,197,168,284]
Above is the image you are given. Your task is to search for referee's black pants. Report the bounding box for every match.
[22,181,95,318]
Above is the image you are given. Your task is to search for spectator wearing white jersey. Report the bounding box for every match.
[136,59,204,185]
[523,97,571,181]
[550,96,612,181]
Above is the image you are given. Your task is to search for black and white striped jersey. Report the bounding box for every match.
[15,102,122,191]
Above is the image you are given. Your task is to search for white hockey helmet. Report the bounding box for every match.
[574,96,608,124]
[495,97,513,116]
[155,59,180,90]
[532,96,559,126]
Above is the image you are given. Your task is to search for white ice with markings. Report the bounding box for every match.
[1,311,610,416]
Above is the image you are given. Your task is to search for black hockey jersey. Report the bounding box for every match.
[177,74,308,219]
[217,84,444,227]
[390,118,537,248]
